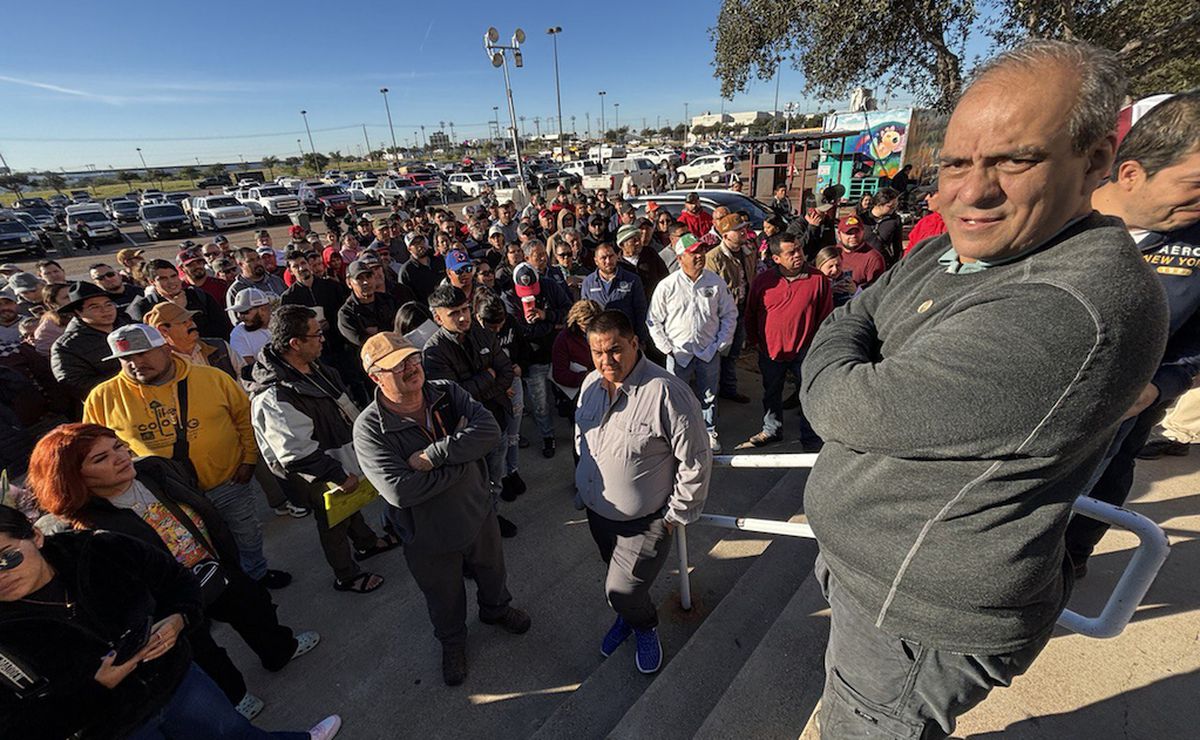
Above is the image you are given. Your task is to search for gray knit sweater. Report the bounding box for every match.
[801,213,1168,653]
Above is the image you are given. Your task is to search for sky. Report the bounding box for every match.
[0,0,864,173]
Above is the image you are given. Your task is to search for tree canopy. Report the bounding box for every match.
[711,0,1199,111]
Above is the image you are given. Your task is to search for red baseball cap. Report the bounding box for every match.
[838,215,865,234]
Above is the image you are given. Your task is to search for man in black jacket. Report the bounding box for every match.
[50,281,129,405]
[250,305,396,593]
[338,259,400,348]
[423,285,518,537]
[128,260,231,340]
[397,233,445,304]
[859,187,905,265]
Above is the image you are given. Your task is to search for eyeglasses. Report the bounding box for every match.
[453,265,475,276]
[373,355,422,374]
[556,251,571,258]
[0,548,25,572]
[95,271,117,279]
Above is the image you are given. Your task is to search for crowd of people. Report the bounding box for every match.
[0,36,1196,740]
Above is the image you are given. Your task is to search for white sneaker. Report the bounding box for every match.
[234,693,264,721]
[309,715,342,740]
[708,431,722,453]
[274,503,310,518]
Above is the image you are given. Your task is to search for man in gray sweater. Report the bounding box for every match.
[353,332,530,686]
[801,40,1169,738]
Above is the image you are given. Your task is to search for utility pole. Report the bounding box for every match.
[534,116,541,138]
[300,110,316,156]
[380,88,398,155]
[613,103,619,133]
[547,26,565,161]
[420,125,427,149]
[585,111,590,139]
[598,91,606,135]
[362,124,373,162]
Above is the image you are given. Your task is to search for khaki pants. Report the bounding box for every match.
[1163,386,1200,443]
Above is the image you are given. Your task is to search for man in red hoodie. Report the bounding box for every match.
[737,232,833,451]
[677,192,713,238]
[903,184,947,257]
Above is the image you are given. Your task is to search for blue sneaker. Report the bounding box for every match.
[600,615,632,657]
[634,628,663,674]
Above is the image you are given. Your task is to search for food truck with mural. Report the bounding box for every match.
[815,107,947,202]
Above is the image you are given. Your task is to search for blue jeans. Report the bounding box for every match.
[719,316,745,396]
[128,664,308,740]
[524,363,555,440]
[667,353,719,433]
[506,375,523,474]
[205,478,268,580]
[758,352,820,443]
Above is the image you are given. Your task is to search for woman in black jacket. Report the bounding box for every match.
[0,504,341,739]
[26,423,321,720]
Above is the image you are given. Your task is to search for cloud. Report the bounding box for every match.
[0,73,238,104]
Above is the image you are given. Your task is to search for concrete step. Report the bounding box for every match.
[693,571,829,739]
[608,499,817,739]
[530,467,811,740]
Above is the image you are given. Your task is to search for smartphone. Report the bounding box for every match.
[111,616,152,666]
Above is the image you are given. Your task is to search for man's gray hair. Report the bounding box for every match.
[967,39,1127,154]
[1113,91,1200,179]
[522,238,546,258]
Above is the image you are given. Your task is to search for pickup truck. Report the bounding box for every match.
[483,165,530,190]
[581,157,657,193]
[240,185,303,221]
[298,183,351,215]
[191,195,256,231]
[347,179,378,204]
[636,148,681,167]
[372,176,426,205]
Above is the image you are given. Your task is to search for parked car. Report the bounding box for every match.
[64,202,106,219]
[139,203,196,241]
[675,154,735,185]
[191,195,256,231]
[525,162,574,192]
[69,190,91,202]
[483,165,530,190]
[106,199,141,223]
[15,205,58,230]
[9,212,53,251]
[12,197,49,209]
[581,157,656,193]
[447,173,493,198]
[0,216,45,258]
[346,178,378,205]
[626,189,773,231]
[164,192,191,206]
[298,183,351,215]
[372,176,426,205]
[636,148,682,167]
[66,209,123,245]
[240,185,303,221]
[197,176,229,189]
[561,160,601,180]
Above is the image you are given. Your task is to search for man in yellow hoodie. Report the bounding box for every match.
[83,323,291,588]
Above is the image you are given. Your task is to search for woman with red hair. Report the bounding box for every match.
[27,423,320,721]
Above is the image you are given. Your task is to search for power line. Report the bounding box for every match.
[0,121,496,143]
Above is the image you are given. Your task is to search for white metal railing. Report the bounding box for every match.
[677,454,1171,639]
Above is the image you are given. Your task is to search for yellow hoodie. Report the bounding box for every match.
[84,356,257,490]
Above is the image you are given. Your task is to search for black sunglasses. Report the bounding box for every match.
[96,271,117,279]
[0,548,25,572]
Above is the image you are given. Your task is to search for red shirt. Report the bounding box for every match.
[839,246,887,289]
[679,208,713,239]
[188,275,230,310]
[904,212,947,256]
[745,265,833,361]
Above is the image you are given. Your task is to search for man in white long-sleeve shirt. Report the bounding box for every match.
[647,233,737,451]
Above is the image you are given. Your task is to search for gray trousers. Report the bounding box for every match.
[403,511,512,647]
[815,555,1051,739]
[586,508,674,631]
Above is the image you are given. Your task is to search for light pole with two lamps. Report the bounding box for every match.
[483,26,528,195]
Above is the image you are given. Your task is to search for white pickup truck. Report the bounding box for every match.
[191,195,256,231]
[372,176,426,205]
[581,157,657,193]
[238,185,303,222]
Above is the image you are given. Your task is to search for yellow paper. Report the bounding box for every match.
[323,477,379,527]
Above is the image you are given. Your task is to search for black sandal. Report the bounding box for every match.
[354,533,401,562]
[333,572,385,593]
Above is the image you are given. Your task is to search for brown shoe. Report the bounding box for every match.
[442,645,467,686]
[735,432,782,450]
[480,606,531,635]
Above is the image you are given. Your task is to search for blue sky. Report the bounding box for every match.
[0,0,909,172]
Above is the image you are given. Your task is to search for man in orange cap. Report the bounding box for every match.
[835,215,887,290]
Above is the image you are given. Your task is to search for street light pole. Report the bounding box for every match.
[136,147,148,174]
[300,110,316,157]
[362,124,373,163]
[484,26,529,196]
[614,103,620,134]
[547,26,565,161]
[420,125,427,150]
[380,88,398,156]
[598,91,606,136]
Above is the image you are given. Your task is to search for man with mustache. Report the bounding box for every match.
[228,288,273,367]
[144,301,239,379]
[225,248,286,307]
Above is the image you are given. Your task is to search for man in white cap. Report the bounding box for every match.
[0,288,21,344]
[229,288,273,365]
[647,234,737,452]
[84,323,291,589]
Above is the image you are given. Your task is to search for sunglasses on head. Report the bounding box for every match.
[0,548,25,572]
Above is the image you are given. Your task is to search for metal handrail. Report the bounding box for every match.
[678,454,1171,638]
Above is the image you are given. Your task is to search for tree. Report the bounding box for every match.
[328,151,343,169]
[261,156,280,179]
[39,171,67,194]
[0,173,30,197]
[283,157,302,175]
[302,152,329,174]
[179,167,200,186]
[991,0,1200,96]
[712,0,975,111]
[205,163,227,180]
[148,170,169,188]
[117,171,141,188]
